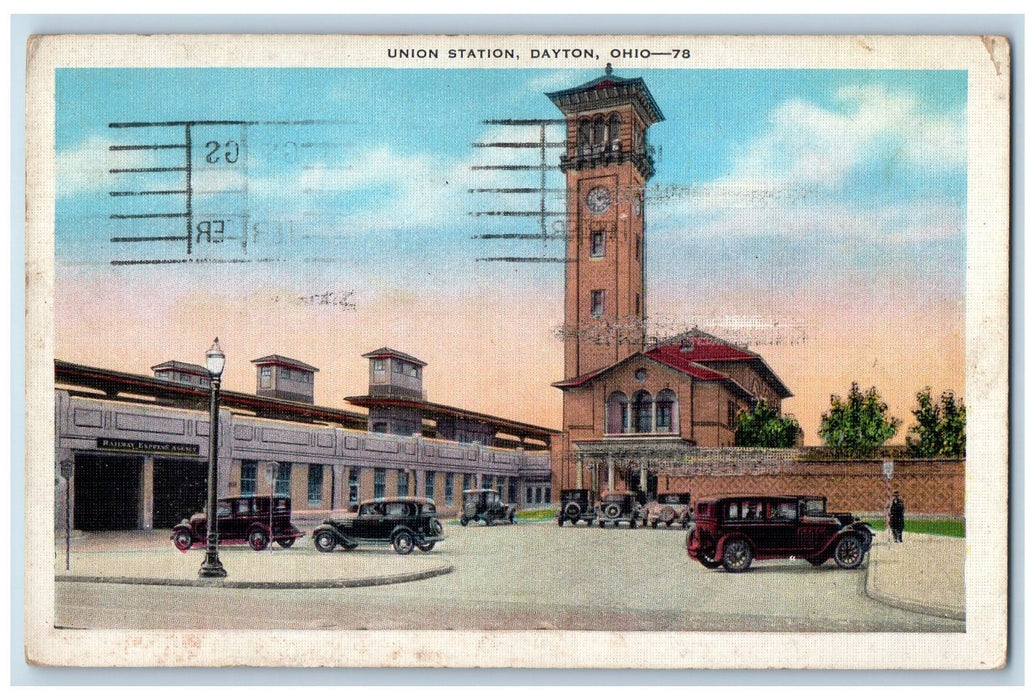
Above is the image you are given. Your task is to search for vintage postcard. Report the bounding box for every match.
[24,34,1009,669]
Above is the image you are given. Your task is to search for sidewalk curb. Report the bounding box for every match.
[55,563,454,589]
[864,558,965,621]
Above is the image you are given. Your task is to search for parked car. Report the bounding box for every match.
[645,492,693,528]
[596,491,643,528]
[686,494,874,572]
[460,489,517,526]
[312,497,445,555]
[557,488,596,527]
[171,495,304,552]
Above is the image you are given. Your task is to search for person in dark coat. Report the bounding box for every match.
[888,491,905,542]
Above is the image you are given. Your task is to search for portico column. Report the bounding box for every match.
[640,463,647,494]
[607,456,615,493]
[575,456,584,489]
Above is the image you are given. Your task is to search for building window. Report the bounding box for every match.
[348,470,358,507]
[527,486,533,502]
[275,464,291,498]
[633,391,653,433]
[240,461,257,496]
[463,473,474,491]
[535,486,543,504]
[635,235,641,261]
[590,290,605,318]
[635,293,641,316]
[590,230,605,258]
[425,471,436,500]
[606,391,629,434]
[397,470,409,497]
[372,421,388,434]
[656,389,678,433]
[307,465,323,506]
[545,487,552,503]
[372,358,385,372]
[444,473,454,506]
[279,368,290,380]
[259,367,272,389]
[728,401,739,429]
[374,468,386,500]
[509,479,518,504]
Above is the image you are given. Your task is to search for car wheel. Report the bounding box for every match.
[722,539,753,572]
[393,531,415,555]
[603,503,621,519]
[276,538,295,549]
[172,530,192,552]
[431,519,444,537]
[248,528,270,552]
[698,553,723,569]
[833,534,865,569]
[417,541,435,552]
[314,531,337,553]
[564,502,581,519]
[460,516,469,527]
[629,518,637,529]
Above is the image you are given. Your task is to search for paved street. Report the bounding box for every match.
[54,522,964,632]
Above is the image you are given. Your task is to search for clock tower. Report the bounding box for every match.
[547,65,664,379]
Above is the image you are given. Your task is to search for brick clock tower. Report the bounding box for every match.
[547,65,664,379]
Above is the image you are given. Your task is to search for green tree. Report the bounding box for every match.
[818,382,902,458]
[734,401,801,448]
[906,387,966,458]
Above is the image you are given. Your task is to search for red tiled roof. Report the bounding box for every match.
[647,330,792,398]
[551,352,731,389]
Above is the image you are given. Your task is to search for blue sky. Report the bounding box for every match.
[54,67,968,438]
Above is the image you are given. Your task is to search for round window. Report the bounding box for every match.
[635,369,647,382]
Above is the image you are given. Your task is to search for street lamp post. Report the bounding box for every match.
[199,337,228,579]
[59,459,74,572]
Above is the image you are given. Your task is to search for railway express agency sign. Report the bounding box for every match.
[96,438,200,457]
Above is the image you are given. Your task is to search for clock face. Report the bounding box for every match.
[586,186,612,214]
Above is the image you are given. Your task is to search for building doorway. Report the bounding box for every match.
[73,453,141,531]
[153,458,208,528]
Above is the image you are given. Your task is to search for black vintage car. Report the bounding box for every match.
[687,494,875,572]
[460,489,517,526]
[596,491,643,528]
[557,488,596,527]
[171,496,304,552]
[312,497,445,555]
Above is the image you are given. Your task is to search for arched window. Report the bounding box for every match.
[592,115,606,148]
[607,113,621,152]
[655,389,678,433]
[632,390,653,433]
[606,391,629,434]
[577,119,592,155]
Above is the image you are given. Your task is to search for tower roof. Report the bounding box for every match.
[546,64,664,125]
[250,355,320,372]
[361,347,427,367]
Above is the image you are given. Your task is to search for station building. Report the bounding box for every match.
[546,68,795,497]
[54,349,555,532]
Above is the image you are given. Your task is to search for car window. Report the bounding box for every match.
[803,498,825,516]
[236,501,250,516]
[217,503,232,518]
[385,502,409,517]
[743,501,765,521]
[726,502,740,520]
[770,501,797,521]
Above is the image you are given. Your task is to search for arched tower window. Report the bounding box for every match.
[606,391,629,435]
[577,118,592,156]
[632,390,653,433]
[607,113,622,153]
[655,389,678,433]
[592,115,606,149]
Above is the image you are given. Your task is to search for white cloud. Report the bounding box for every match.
[724,85,965,194]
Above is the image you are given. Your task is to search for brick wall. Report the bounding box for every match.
[654,459,964,516]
